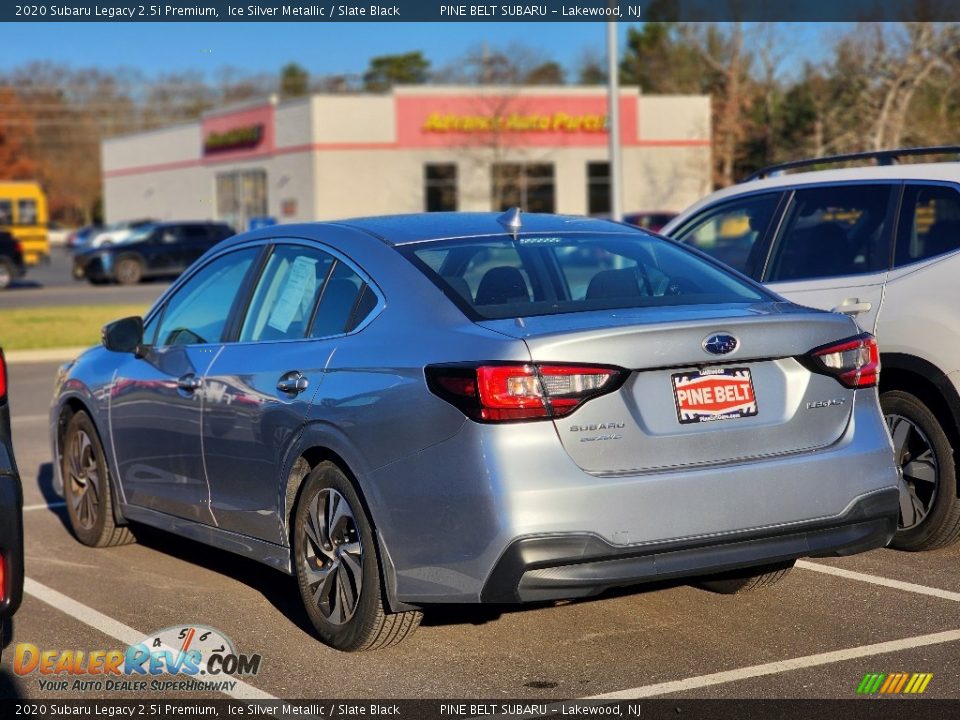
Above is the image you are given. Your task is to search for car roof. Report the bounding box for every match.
[152,221,230,228]
[225,212,634,249]
[338,212,631,245]
[719,161,960,200]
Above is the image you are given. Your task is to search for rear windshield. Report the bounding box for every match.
[402,232,768,320]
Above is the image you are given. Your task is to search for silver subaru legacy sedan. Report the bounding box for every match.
[50,211,900,651]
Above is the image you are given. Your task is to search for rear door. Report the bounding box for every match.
[202,241,380,543]
[176,224,220,271]
[761,183,897,334]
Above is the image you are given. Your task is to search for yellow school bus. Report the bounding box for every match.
[0,182,49,265]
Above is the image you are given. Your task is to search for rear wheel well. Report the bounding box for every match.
[284,447,412,613]
[284,447,367,543]
[879,365,960,496]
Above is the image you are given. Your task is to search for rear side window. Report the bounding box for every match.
[766,184,893,282]
[895,185,960,267]
[403,233,767,321]
[181,225,211,240]
[240,245,335,342]
[671,193,779,274]
[310,261,377,338]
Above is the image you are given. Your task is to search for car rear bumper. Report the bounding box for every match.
[480,487,897,603]
[368,391,899,605]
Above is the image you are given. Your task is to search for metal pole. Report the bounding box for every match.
[606,21,623,222]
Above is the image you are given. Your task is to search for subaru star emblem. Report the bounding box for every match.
[703,333,739,355]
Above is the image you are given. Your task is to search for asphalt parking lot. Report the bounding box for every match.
[2,358,959,703]
[0,248,168,309]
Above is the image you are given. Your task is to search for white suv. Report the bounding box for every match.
[663,147,960,551]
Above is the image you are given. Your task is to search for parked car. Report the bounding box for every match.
[0,349,25,659]
[66,224,104,251]
[0,231,26,290]
[73,221,235,285]
[84,219,157,250]
[623,211,678,233]
[51,210,899,651]
[663,146,960,551]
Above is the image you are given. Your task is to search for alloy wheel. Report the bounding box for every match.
[886,413,939,531]
[301,488,363,625]
[67,429,101,530]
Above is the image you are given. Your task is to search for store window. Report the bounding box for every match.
[216,170,267,232]
[492,163,555,213]
[587,162,610,216]
[424,164,458,212]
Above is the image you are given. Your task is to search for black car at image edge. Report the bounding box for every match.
[0,349,24,659]
[73,221,234,285]
[0,231,27,290]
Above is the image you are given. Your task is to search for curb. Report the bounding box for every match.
[4,347,90,365]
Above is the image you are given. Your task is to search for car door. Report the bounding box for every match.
[108,247,261,523]
[760,183,898,334]
[666,191,785,278]
[202,241,381,543]
[148,226,183,275]
[881,182,960,371]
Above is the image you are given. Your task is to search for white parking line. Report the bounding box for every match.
[11,414,49,424]
[23,577,278,701]
[585,628,960,699]
[23,502,66,512]
[797,559,960,603]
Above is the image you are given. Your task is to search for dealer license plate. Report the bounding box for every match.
[672,367,758,424]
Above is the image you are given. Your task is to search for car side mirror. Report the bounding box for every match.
[102,316,144,355]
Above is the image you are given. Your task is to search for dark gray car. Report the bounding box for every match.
[0,349,24,659]
[50,211,899,651]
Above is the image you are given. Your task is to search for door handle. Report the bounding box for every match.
[277,371,309,395]
[177,373,202,392]
[832,298,873,316]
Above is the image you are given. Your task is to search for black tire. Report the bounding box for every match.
[696,560,795,595]
[0,259,14,289]
[293,461,421,651]
[61,411,136,548]
[114,256,144,286]
[883,390,960,551]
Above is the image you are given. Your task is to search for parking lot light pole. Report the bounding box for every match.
[607,20,624,223]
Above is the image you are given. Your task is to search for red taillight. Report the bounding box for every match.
[0,349,6,401]
[806,333,879,388]
[0,554,4,602]
[426,363,627,422]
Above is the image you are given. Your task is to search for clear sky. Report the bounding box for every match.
[0,22,832,81]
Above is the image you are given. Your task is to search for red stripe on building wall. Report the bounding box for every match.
[104,138,709,178]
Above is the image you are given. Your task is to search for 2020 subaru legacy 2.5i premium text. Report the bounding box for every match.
[50,210,900,651]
